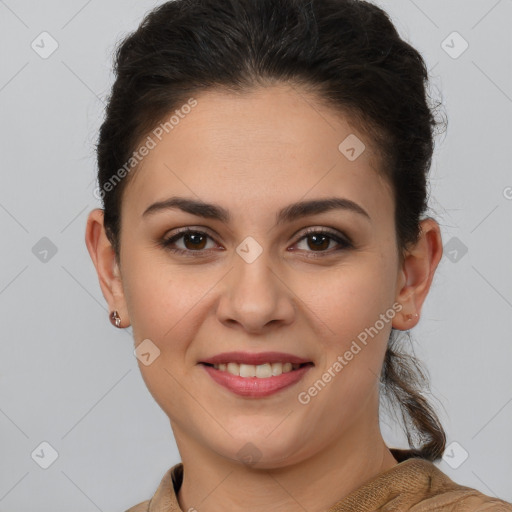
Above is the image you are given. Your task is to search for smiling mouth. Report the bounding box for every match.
[200,361,314,378]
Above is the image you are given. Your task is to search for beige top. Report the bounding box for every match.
[125,448,512,511]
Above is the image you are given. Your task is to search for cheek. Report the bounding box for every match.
[121,248,181,344]
[298,263,394,339]
[296,256,397,397]
[121,254,202,415]
[123,271,169,341]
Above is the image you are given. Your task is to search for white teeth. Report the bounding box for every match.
[256,363,272,378]
[212,361,300,377]
[240,364,256,377]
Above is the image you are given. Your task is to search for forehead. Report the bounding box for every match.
[122,85,393,226]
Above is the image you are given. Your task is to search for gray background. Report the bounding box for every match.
[0,0,511,510]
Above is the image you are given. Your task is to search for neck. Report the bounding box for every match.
[172,412,398,512]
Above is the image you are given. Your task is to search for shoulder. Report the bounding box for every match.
[124,500,150,512]
[451,495,512,511]
[374,450,512,511]
[421,484,512,511]
[427,492,512,511]
[404,461,512,511]
[122,464,182,512]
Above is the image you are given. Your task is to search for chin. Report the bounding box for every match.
[218,435,308,469]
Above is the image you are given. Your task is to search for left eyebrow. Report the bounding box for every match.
[142,196,371,224]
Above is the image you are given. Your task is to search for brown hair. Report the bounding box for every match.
[95,0,447,460]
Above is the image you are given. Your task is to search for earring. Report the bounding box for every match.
[406,312,419,321]
[110,310,121,328]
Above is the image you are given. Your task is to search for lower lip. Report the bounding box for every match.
[200,363,313,397]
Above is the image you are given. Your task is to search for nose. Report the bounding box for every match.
[215,245,296,333]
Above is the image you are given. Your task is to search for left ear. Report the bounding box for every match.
[392,217,443,331]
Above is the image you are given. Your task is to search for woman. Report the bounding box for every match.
[85,0,512,510]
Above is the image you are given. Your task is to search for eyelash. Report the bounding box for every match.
[159,227,353,259]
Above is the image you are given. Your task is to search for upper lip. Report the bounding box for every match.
[199,351,313,365]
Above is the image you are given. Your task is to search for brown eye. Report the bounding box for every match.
[181,232,208,250]
[305,233,331,251]
[161,229,216,255]
[292,229,353,257]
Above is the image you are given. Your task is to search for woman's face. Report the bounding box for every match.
[90,84,428,467]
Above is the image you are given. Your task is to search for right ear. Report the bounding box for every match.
[85,208,130,327]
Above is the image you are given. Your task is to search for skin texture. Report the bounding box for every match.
[85,84,443,512]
